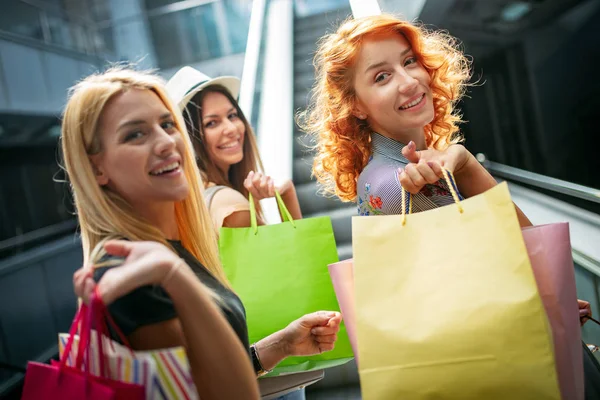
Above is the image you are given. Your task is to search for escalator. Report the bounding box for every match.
[293,7,356,262]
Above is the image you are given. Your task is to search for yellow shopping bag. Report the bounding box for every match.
[352,177,561,400]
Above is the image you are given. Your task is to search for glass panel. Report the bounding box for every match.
[148,1,251,69]
[89,0,112,22]
[144,0,182,10]
[46,14,74,49]
[149,6,217,69]
[0,0,44,40]
[294,0,349,17]
[96,26,116,54]
[70,23,93,53]
[223,0,252,54]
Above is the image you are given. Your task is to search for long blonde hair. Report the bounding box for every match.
[61,67,231,288]
[299,14,471,201]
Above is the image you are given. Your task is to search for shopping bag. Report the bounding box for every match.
[327,259,358,362]
[352,172,561,399]
[523,222,584,400]
[219,192,353,374]
[22,304,117,400]
[59,288,198,399]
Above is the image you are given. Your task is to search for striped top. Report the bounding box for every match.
[357,133,462,215]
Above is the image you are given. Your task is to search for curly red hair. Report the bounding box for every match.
[298,14,472,202]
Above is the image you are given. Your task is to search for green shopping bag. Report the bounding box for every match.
[219,192,354,375]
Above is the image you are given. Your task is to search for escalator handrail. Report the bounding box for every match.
[573,248,600,278]
[0,219,77,253]
[478,154,600,204]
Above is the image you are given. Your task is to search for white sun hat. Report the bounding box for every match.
[165,66,241,110]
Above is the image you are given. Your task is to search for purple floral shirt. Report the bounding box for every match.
[357,133,462,216]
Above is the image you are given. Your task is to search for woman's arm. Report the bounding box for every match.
[453,152,532,228]
[163,263,259,399]
[76,241,259,400]
[400,142,532,228]
[252,311,342,371]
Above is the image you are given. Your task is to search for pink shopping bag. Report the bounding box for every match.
[523,222,583,400]
[328,259,359,364]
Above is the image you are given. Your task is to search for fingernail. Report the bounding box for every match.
[408,141,415,149]
[580,310,588,315]
[427,161,434,168]
[329,312,337,318]
[398,167,404,173]
[311,328,317,334]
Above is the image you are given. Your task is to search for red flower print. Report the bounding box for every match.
[369,195,383,209]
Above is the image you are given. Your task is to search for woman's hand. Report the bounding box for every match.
[255,311,342,371]
[579,299,592,326]
[398,141,470,194]
[243,171,295,201]
[282,311,342,356]
[243,171,275,200]
[73,240,183,305]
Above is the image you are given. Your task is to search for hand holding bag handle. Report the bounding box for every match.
[248,191,296,234]
[400,168,463,225]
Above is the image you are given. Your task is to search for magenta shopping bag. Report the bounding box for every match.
[328,259,359,363]
[523,222,584,400]
[21,304,118,400]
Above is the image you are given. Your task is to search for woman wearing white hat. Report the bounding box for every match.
[167,67,334,400]
[166,66,302,231]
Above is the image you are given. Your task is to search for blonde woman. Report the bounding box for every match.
[66,68,340,399]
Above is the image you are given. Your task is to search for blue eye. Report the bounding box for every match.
[375,72,390,83]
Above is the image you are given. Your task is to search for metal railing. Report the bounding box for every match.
[0,219,77,254]
[478,154,600,204]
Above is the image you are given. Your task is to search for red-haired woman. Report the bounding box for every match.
[301,14,530,226]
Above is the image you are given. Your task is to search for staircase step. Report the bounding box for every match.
[293,157,313,185]
[307,206,355,249]
[307,360,359,391]
[291,8,360,392]
[295,181,344,215]
[294,8,352,33]
[294,42,318,61]
[294,57,315,75]
[294,74,316,94]
[328,207,355,246]
[293,134,314,157]
[306,384,361,399]
[294,91,312,110]
[337,243,353,260]
[294,27,335,47]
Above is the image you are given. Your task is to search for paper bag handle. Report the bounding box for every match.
[401,168,463,225]
[248,191,295,234]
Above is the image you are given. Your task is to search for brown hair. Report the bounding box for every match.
[184,85,265,215]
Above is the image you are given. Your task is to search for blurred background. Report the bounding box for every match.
[0,0,599,398]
